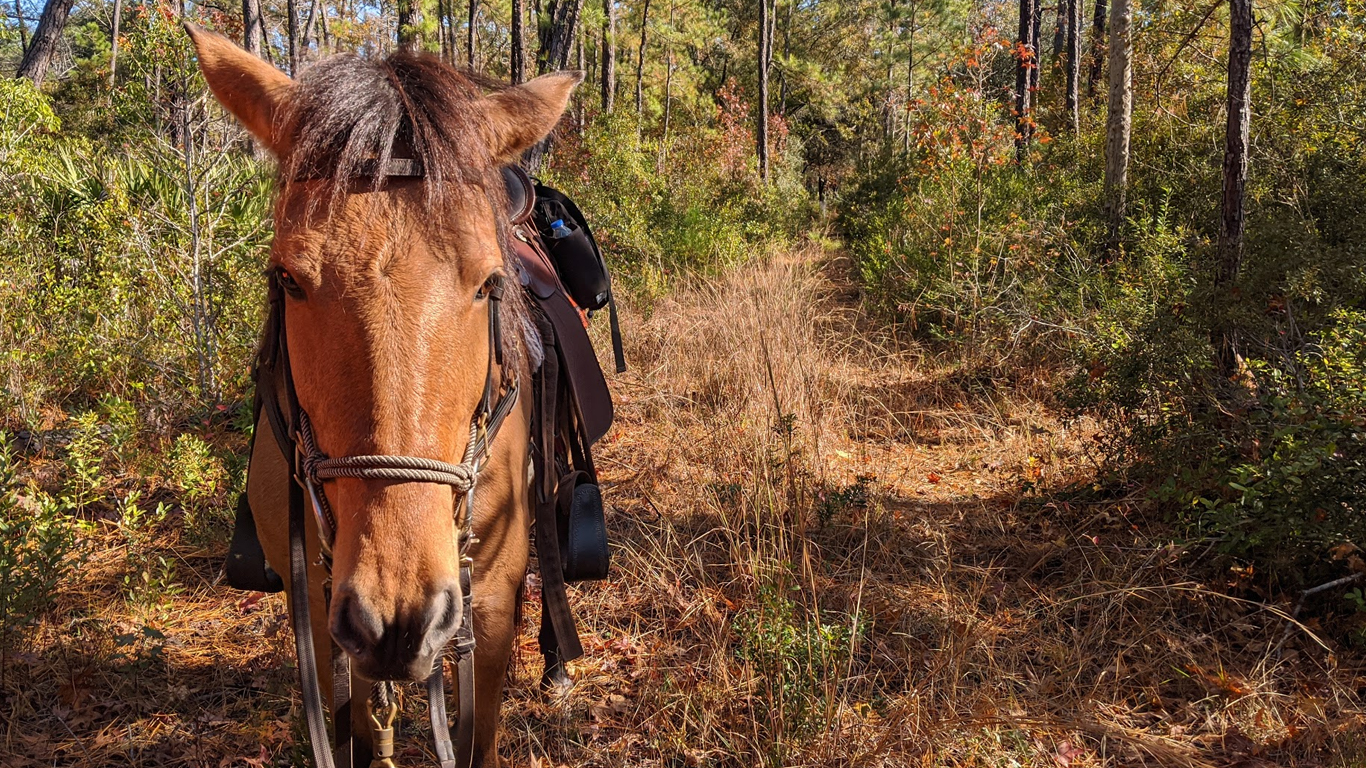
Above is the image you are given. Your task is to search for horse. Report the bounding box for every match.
[185,24,582,767]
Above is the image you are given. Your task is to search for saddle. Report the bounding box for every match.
[225,165,623,680]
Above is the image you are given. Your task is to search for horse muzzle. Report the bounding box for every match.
[329,580,463,681]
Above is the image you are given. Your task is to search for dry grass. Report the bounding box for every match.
[6,248,1366,766]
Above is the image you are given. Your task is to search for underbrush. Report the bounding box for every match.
[836,27,1366,588]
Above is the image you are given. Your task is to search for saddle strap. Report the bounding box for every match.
[532,310,585,664]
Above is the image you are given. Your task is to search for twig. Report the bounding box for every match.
[1274,572,1364,654]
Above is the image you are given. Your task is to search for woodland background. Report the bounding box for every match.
[4,0,1366,764]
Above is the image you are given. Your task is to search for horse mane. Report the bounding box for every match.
[275,51,535,376]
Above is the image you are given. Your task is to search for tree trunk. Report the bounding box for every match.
[1030,0,1041,96]
[1213,0,1252,378]
[399,0,418,49]
[779,0,792,115]
[600,0,614,111]
[1065,0,1079,132]
[16,0,75,87]
[243,0,264,56]
[1053,0,1066,58]
[539,0,583,73]
[634,0,650,112]
[318,0,330,52]
[511,0,525,82]
[1087,0,1106,97]
[301,0,318,58]
[14,0,27,52]
[1014,0,1036,161]
[467,0,478,67]
[1103,0,1131,247]
[109,0,122,87]
[758,0,770,183]
[287,0,298,73]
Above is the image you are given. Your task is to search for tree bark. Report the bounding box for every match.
[14,0,27,52]
[634,0,650,112]
[16,0,75,86]
[1053,0,1065,59]
[243,0,264,56]
[1087,0,1106,97]
[1213,0,1252,377]
[600,0,615,111]
[539,0,583,73]
[286,0,298,73]
[109,0,122,87]
[1030,0,1041,96]
[1103,0,1131,247]
[467,0,478,67]
[1065,0,1079,132]
[1014,0,1036,161]
[758,0,770,183]
[511,0,526,82]
[301,0,318,58]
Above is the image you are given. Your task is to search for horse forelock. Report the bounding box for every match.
[270,51,530,377]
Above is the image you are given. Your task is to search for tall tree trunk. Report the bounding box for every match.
[14,0,28,52]
[1014,0,1036,161]
[1213,0,1252,378]
[467,0,478,67]
[318,0,330,52]
[109,0,122,87]
[538,0,582,73]
[1065,0,1079,133]
[301,0,318,58]
[16,0,75,86]
[1087,0,1106,97]
[1103,0,1131,248]
[1030,0,1041,96]
[243,0,264,56]
[399,0,418,49]
[634,0,650,112]
[1053,0,1066,58]
[511,0,526,82]
[758,0,770,183]
[287,0,298,73]
[779,0,792,115]
[600,0,614,111]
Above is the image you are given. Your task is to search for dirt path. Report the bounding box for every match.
[7,251,1363,767]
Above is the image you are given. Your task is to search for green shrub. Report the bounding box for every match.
[1172,312,1366,578]
[0,437,82,671]
[734,579,853,758]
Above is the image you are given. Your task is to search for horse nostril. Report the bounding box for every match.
[331,590,384,656]
[428,585,461,636]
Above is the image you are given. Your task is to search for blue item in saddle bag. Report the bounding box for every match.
[550,219,573,239]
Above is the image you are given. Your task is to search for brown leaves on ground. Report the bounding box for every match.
[6,250,1366,766]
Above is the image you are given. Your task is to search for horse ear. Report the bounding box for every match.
[480,71,584,163]
[184,22,293,155]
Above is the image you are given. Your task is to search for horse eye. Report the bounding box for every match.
[276,268,303,296]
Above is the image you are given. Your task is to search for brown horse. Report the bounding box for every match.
[186,25,580,766]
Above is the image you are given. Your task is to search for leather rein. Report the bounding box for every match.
[254,163,520,768]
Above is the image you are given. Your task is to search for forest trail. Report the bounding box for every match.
[9,247,1362,767]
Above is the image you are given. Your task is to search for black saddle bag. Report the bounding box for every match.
[533,183,612,312]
